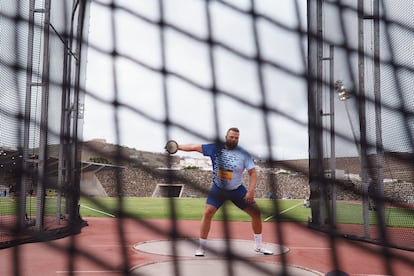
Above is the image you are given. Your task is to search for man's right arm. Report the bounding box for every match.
[178,144,203,153]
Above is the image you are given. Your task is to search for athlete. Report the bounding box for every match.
[176,127,273,256]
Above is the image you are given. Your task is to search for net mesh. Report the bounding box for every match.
[0,0,413,275]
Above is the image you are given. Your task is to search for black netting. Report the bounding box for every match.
[1,0,413,275]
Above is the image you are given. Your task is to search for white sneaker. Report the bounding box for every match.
[195,247,205,257]
[254,247,273,255]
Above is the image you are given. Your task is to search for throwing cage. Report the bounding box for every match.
[0,0,90,248]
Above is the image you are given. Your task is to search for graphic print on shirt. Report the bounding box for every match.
[213,149,245,189]
[217,168,233,181]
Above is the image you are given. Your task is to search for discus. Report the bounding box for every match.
[165,140,178,154]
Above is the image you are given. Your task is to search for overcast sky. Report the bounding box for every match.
[83,0,309,160]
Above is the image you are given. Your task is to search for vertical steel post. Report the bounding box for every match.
[373,0,386,239]
[307,0,325,226]
[35,0,51,232]
[358,0,370,238]
[21,0,36,231]
[67,0,88,224]
[322,45,336,225]
[329,45,336,225]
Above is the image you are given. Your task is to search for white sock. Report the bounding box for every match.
[199,238,207,249]
[254,234,262,248]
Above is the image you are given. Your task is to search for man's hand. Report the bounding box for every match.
[246,168,257,204]
[244,190,255,203]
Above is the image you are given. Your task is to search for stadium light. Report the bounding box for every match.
[335,80,349,101]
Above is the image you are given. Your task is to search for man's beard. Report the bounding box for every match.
[225,141,238,150]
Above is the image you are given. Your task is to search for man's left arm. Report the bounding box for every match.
[245,168,257,202]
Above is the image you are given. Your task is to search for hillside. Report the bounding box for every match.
[81,140,180,168]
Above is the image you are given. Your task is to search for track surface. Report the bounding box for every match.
[1,218,413,275]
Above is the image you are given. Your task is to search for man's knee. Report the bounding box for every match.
[244,204,261,218]
[203,205,217,219]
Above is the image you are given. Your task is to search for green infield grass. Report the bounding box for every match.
[78,197,414,227]
[0,197,412,227]
[79,197,310,222]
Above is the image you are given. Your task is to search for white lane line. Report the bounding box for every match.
[289,247,332,250]
[264,202,303,222]
[56,271,122,274]
[352,275,389,276]
[87,244,131,247]
[80,204,116,217]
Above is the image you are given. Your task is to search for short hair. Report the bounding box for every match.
[227,127,239,134]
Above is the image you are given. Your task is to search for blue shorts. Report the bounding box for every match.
[206,184,250,210]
